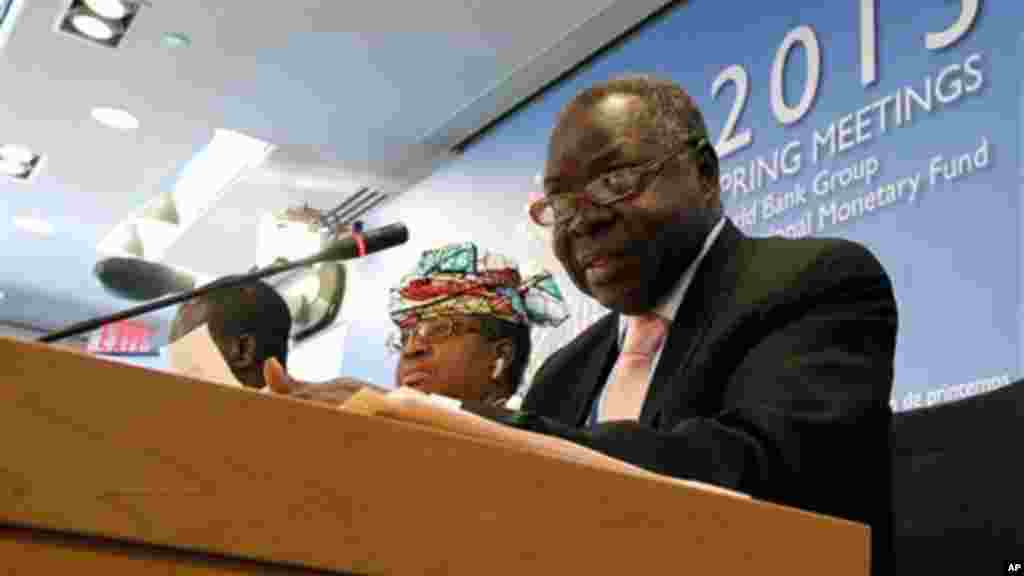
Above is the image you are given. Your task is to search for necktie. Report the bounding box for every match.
[598,314,669,422]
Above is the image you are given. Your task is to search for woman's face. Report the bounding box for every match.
[393,315,508,403]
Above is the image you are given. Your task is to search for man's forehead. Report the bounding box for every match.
[593,92,646,119]
[554,93,646,140]
[546,96,655,177]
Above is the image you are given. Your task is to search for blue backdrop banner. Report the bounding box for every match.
[346,1,1022,410]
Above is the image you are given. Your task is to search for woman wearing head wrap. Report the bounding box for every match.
[264,242,568,407]
[388,242,569,405]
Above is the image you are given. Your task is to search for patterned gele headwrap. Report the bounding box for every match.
[389,242,569,329]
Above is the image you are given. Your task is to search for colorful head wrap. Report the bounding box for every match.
[389,242,569,329]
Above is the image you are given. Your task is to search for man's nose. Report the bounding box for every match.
[566,197,615,237]
[401,334,430,358]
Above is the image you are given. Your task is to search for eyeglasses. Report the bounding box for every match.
[529,136,710,227]
[385,317,484,354]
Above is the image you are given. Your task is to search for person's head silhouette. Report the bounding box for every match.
[169,278,291,389]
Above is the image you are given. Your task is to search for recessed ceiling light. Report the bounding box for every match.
[13,216,55,237]
[83,0,128,20]
[0,144,34,164]
[92,106,139,130]
[0,0,15,24]
[70,12,117,40]
[0,158,28,177]
[0,144,40,180]
[1,0,27,50]
[162,32,190,48]
[171,129,273,224]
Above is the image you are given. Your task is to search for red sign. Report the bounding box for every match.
[88,320,155,355]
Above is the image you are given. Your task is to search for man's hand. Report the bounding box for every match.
[342,389,749,497]
[262,357,375,406]
[337,386,395,415]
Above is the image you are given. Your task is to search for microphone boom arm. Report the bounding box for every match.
[38,255,321,344]
[38,222,408,343]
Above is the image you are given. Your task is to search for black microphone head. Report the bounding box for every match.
[362,222,409,251]
[94,257,197,301]
[317,222,409,262]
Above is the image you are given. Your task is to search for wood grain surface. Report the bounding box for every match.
[0,337,869,575]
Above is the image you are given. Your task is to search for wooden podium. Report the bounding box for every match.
[0,337,869,574]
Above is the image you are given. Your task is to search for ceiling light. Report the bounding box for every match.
[0,0,26,50]
[57,0,138,48]
[162,32,190,49]
[0,0,13,23]
[96,129,273,266]
[171,129,273,224]
[0,144,34,164]
[70,12,117,40]
[0,158,28,177]
[13,216,54,237]
[92,106,139,130]
[295,177,322,189]
[0,144,40,180]
[83,0,127,20]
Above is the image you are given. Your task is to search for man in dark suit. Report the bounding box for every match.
[521,75,897,572]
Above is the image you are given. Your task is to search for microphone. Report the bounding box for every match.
[312,221,408,264]
[95,257,197,301]
[94,222,409,301]
[39,223,409,343]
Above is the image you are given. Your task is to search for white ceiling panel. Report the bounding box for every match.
[0,0,672,336]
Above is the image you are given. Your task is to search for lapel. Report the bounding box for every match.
[568,314,619,426]
[639,220,746,427]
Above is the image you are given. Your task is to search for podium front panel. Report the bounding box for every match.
[0,338,869,575]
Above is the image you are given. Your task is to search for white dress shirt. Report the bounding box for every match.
[590,217,727,423]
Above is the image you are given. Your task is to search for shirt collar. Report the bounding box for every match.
[619,216,727,340]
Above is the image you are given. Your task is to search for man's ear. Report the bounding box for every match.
[705,186,723,215]
[227,334,258,370]
[491,339,516,378]
[698,147,720,197]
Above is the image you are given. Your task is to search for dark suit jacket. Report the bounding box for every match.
[522,219,897,572]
